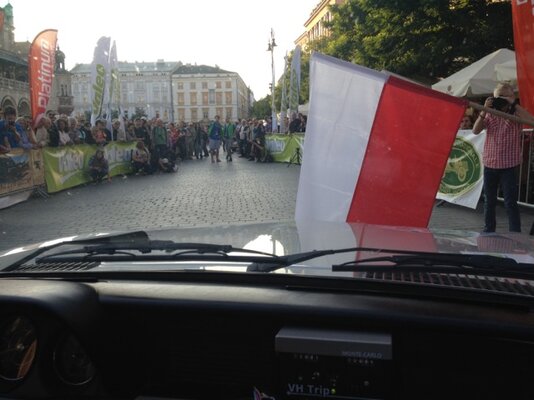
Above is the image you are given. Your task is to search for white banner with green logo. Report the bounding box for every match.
[437,129,486,209]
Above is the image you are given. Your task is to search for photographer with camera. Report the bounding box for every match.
[473,83,534,233]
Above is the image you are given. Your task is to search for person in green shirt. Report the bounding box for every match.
[223,119,236,162]
[152,118,168,157]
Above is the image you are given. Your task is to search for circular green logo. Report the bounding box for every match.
[439,136,481,196]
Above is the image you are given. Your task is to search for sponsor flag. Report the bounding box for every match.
[511,1,534,114]
[280,53,289,133]
[28,29,57,128]
[295,53,467,228]
[108,40,124,134]
[436,129,486,209]
[289,45,301,116]
[90,36,111,126]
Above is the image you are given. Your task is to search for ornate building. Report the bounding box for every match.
[0,2,30,116]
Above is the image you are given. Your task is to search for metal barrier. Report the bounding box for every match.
[518,129,534,207]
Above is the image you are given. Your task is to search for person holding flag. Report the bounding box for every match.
[473,83,534,233]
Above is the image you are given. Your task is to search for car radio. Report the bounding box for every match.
[275,327,392,399]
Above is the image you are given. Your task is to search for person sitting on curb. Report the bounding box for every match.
[132,141,152,175]
[88,148,110,183]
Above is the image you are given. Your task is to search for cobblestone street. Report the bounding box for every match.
[1,157,534,252]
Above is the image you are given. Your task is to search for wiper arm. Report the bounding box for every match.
[34,241,281,264]
[248,247,534,276]
[5,231,150,271]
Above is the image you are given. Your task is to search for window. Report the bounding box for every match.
[190,82,196,90]
[225,81,232,89]
[216,81,222,89]
[178,108,185,122]
[225,92,233,105]
[203,108,209,119]
[209,89,215,105]
[226,108,233,120]
[216,107,223,117]
[202,92,208,105]
[202,82,208,89]
[191,108,198,121]
[177,82,184,90]
[216,92,222,105]
[178,93,185,106]
[190,92,197,105]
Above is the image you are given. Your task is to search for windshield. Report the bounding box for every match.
[1,0,534,278]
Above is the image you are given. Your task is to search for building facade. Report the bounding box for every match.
[70,62,252,123]
[171,64,251,123]
[0,3,30,116]
[70,60,178,121]
[295,0,346,49]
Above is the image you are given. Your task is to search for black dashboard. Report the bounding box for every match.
[1,274,534,400]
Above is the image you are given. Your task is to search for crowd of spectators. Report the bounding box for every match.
[0,106,307,182]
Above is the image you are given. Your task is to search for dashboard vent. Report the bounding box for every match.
[362,272,534,297]
[15,261,100,272]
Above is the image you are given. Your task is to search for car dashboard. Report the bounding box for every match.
[0,273,534,400]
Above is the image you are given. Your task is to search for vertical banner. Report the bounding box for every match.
[511,1,534,114]
[280,54,289,133]
[296,53,466,228]
[437,129,486,209]
[289,45,301,116]
[28,29,57,128]
[90,36,111,126]
[108,40,123,133]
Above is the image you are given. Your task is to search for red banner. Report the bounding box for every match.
[512,1,534,114]
[28,29,57,128]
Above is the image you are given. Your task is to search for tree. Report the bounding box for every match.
[251,96,271,119]
[319,0,513,83]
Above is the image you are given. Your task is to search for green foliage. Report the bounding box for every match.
[321,0,513,83]
[131,107,147,120]
[253,0,513,107]
[251,96,272,119]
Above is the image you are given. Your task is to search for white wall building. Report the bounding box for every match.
[171,64,252,123]
[70,60,179,121]
[70,61,252,123]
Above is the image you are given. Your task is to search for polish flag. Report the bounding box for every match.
[295,53,467,228]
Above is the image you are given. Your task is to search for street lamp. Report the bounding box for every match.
[267,29,277,132]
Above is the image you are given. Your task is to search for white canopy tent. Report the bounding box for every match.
[432,48,517,97]
[494,58,517,84]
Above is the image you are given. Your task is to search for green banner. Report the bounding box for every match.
[265,134,304,163]
[43,142,137,193]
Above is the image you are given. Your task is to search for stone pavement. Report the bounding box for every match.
[1,156,533,252]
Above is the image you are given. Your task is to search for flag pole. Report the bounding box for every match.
[468,101,534,127]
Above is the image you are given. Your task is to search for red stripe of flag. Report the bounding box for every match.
[346,76,467,227]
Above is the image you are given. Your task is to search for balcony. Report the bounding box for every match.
[0,76,29,92]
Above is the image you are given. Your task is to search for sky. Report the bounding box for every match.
[7,0,320,100]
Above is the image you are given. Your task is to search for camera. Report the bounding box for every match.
[490,97,510,112]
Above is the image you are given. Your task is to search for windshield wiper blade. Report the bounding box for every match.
[4,231,150,271]
[248,247,534,276]
[332,253,534,279]
[33,241,281,264]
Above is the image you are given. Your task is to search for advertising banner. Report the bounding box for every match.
[437,129,486,209]
[43,142,136,193]
[265,134,304,163]
[28,29,57,127]
[0,149,33,195]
